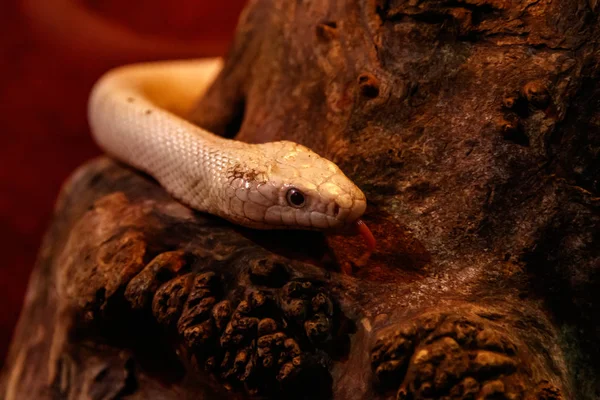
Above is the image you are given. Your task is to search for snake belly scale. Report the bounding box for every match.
[88,58,368,232]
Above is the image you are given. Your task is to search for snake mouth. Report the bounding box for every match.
[347,198,367,225]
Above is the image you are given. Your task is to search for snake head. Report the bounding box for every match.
[226,141,367,231]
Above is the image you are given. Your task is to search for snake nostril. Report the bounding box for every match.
[333,203,341,217]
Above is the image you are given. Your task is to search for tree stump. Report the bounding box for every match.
[2,0,599,399]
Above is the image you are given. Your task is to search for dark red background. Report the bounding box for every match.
[0,0,246,364]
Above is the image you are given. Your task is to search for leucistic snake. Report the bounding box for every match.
[88,58,376,255]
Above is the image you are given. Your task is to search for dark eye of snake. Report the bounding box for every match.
[286,188,305,208]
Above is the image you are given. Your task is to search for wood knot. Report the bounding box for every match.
[447,7,473,36]
[502,95,518,109]
[530,380,563,399]
[521,80,550,109]
[249,257,290,287]
[371,310,531,400]
[502,91,529,118]
[358,73,380,99]
[499,118,528,146]
[316,21,338,41]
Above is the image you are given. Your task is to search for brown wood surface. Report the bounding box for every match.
[2,0,599,399]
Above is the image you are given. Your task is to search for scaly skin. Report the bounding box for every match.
[88,58,367,230]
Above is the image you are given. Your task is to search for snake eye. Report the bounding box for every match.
[286,188,305,208]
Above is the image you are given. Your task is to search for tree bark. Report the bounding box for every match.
[2,0,599,399]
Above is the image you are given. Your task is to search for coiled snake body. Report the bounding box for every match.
[88,59,371,239]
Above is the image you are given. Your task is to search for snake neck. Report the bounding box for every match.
[160,136,254,219]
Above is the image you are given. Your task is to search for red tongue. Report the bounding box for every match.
[355,219,376,253]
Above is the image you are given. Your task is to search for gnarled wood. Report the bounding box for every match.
[2,0,599,399]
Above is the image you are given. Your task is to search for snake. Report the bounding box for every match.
[88,58,375,249]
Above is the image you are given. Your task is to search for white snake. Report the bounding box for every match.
[88,59,373,240]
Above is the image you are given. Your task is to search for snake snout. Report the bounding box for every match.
[347,199,367,225]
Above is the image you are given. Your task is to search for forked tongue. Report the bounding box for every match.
[355,219,376,253]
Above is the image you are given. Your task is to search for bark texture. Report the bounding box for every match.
[2,0,600,399]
